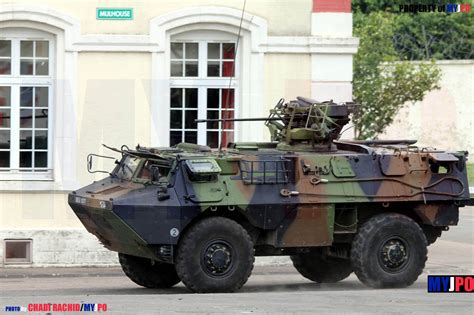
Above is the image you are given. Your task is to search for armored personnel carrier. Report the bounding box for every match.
[69,97,473,293]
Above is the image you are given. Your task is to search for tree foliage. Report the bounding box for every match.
[353,0,474,60]
[394,12,473,60]
[352,12,441,139]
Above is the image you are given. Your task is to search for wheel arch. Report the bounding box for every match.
[178,207,261,245]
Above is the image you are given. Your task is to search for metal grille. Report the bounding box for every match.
[239,159,290,184]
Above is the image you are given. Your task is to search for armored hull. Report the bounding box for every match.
[69,97,473,293]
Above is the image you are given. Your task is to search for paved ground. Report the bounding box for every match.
[1,208,473,314]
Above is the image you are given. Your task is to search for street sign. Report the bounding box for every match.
[96,8,133,20]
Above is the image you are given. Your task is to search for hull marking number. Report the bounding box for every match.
[170,228,180,237]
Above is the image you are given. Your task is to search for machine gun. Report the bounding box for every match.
[196,96,357,151]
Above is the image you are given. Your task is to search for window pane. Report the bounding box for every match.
[20,151,32,167]
[0,151,9,167]
[208,43,220,59]
[170,88,182,108]
[20,87,33,107]
[184,131,197,143]
[36,60,49,75]
[222,89,235,109]
[206,131,219,148]
[206,110,219,129]
[169,131,182,146]
[222,61,234,77]
[207,61,220,77]
[35,109,48,128]
[221,131,234,147]
[20,131,33,149]
[185,110,197,129]
[185,62,198,77]
[0,109,10,128]
[170,61,183,76]
[20,109,32,128]
[0,40,11,57]
[0,107,12,128]
[222,43,235,59]
[171,43,183,59]
[35,41,49,58]
[185,89,198,108]
[207,89,219,108]
[35,152,48,168]
[20,41,34,57]
[0,130,10,149]
[35,130,48,149]
[35,87,48,107]
[20,60,34,75]
[0,86,11,107]
[185,43,198,59]
[0,61,11,75]
[170,110,182,129]
[221,111,234,129]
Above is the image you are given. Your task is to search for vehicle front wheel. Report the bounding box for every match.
[118,253,180,288]
[291,248,352,283]
[175,217,255,293]
[350,213,428,288]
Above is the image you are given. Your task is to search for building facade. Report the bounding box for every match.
[382,60,474,154]
[0,0,358,266]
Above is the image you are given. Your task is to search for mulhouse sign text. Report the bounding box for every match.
[96,8,133,20]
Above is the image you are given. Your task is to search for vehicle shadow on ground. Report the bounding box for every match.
[13,280,425,296]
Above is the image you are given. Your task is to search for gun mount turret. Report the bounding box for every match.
[196,96,357,152]
[265,97,356,151]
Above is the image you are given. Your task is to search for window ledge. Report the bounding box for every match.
[0,172,54,181]
[0,180,80,192]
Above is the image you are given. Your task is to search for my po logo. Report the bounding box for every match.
[428,275,474,292]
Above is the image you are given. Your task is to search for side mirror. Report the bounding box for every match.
[87,153,116,174]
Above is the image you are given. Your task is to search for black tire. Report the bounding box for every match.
[291,248,352,283]
[175,217,254,293]
[350,213,428,288]
[118,253,180,288]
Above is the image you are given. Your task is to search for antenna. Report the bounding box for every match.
[220,0,247,151]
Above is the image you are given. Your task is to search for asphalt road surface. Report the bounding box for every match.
[1,208,473,314]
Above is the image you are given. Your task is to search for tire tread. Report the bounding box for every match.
[351,213,427,288]
[175,217,255,293]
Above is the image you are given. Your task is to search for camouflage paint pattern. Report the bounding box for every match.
[68,98,472,261]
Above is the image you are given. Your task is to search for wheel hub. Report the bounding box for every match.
[203,242,232,275]
[380,238,408,271]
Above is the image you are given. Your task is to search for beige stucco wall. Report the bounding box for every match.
[263,53,312,140]
[0,52,152,229]
[0,53,312,229]
[0,0,346,266]
[1,0,312,36]
[264,53,312,109]
[76,52,152,185]
[382,60,474,153]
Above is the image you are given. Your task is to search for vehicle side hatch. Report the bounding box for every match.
[182,159,225,203]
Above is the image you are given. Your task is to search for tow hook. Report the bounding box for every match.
[280,189,300,197]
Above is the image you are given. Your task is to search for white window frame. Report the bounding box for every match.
[0,29,54,181]
[169,32,240,148]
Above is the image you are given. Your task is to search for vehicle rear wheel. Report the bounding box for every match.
[290,248,352,283]
[175,217,254,293]
[118,253,180,288]
[350,213,427,288]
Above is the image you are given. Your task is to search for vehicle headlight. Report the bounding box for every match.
[74,196,87,204]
